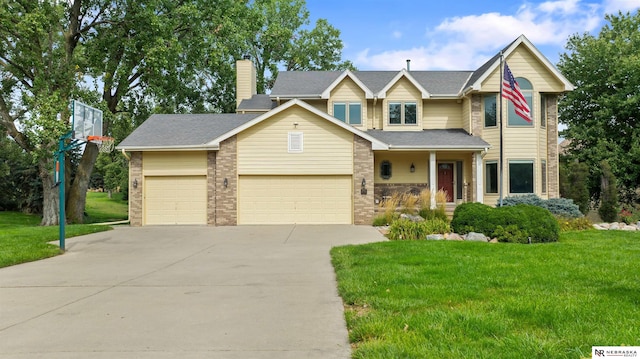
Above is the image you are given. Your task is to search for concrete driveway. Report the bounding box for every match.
[0,225,386,358]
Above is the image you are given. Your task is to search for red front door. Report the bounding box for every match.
[437,163,454,202]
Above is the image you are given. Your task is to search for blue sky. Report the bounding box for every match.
[306,0,640,71]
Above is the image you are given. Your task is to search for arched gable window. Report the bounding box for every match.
[508,77,533,127]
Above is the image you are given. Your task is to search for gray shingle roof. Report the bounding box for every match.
[237,94,276,111]
[367,129,490,149]
[270,71,342,97]
[270,70,473,97]
[463,38,518,91]
[117,113,260,149]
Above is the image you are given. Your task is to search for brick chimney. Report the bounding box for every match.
[236,55,256,109]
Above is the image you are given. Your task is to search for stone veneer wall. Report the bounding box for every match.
[353,135,374,224]
[471,94,483,137]
[374,183,430,203]
[215,136,237,225]
[546,95,559,198]
[129,152,143,226]
[207,151,216,225]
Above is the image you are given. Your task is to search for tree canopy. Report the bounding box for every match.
[558,10,640,203]
[0,0,353,224]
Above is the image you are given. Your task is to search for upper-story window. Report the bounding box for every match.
[508,77,533,127]
[389,102,417,125]
[333,102,362,125]
[484,94,497,127]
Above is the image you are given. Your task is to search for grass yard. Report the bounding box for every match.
[331,230,640,358]
[84,191,128,223]
[0,193,124,267]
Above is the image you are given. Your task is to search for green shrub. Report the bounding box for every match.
[557,216,593,232]
[451,202,497,235]
[418,207,448,222]
[372,212,399,226]
[387,218,451,241]
[452,203,559,243]
[493,225,529,243]
[422,218,451,235]
[499,194,582,218]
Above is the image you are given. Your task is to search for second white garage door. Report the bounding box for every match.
[238,175,352,224]
[144,176,207,225]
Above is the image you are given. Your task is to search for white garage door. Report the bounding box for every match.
[238,175,352,224]
[144,176,207,225]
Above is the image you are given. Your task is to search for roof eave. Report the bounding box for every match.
[116,145,220,151]
[385,145,491,151]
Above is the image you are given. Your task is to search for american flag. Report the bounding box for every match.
[502,62,532,122]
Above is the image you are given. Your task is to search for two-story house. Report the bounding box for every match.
[117,35,573,226]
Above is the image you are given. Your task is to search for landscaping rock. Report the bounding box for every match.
[465,232,488,242]
[445,233,463,241]
[596,223,610,229]
[622,225,637,231]
[400,213,424,222]
[426,234,445,240]
[609,223,620,230]
[489,238,499,243]
[593,224,606,230]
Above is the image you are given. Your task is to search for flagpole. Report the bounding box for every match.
[499,52,504,207]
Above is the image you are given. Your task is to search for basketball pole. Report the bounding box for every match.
[56,130,80,252]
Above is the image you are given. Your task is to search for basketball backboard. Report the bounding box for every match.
[72,100,103,141]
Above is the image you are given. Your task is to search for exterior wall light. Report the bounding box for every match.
[133,179,138,189]
[410,163,415,173]
[361,177,367,195]
[223,178,228,188]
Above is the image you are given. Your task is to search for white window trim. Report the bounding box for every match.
[508,159,535,194]
[388,101,418,126]
[333,101,362,126]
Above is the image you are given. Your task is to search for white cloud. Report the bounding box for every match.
[603,0,640,14]
[392,30,402,39]
[354,0,606,70]
[538,0,581,14]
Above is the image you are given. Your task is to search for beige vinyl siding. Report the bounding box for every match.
[329,77,367,129]
[238,175,352,224]
[237,106,353,175]
[462,97,471,133]
[424,100,463,129]
[144,176,207,225]
[480,46,566,93]
[143,152,207,176]
[236,60,256,108]
[382,77,422,131]
[369,99,383,130]
[374,152,430,184]
[304,99,327,113]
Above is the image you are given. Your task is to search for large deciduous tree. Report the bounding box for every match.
[244,0,354,93]
[558,11,640,203]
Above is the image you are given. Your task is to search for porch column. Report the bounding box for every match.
[429,152,437,209]
[475,151,484,204]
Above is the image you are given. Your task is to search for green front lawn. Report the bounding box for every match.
[0,192,125,267]
[331,230,640,358]
[84,191,128,223]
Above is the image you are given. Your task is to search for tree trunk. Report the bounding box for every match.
[66,142,100,223]
[39,158,60,226]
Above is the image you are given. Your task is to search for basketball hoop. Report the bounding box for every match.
[87,135,115,153]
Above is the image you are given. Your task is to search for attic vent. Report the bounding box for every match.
[288,132,303,153]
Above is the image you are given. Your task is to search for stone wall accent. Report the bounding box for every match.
[207,151,216,225]
[354,135,375,225]
[546,95,559,198]
[215,136,237,225]
[374,183,429,203]
[129,152,143,226]
[471,94,483,137]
